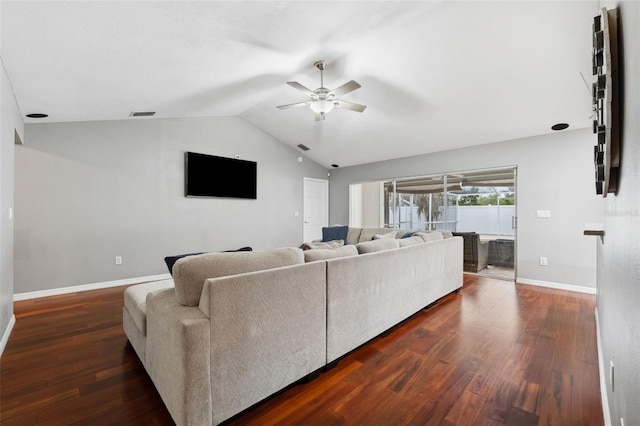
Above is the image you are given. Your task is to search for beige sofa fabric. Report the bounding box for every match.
[356,238,400,254]
[398,235,424,247]
[124,279,175,334]
[125,236,464,425]
[172,247,304,306]
[358,227,391,242]
[415,230,444,242]
[304,245,358,262]
[201,262,327,425]
[346,227,363,245]
[326,237,463,363]
[146,288,212,426]
[123,307,147,363]
[301,239,344,250]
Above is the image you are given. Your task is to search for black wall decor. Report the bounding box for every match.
[592,7,619,196]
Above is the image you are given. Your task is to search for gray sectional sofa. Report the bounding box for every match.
[123,230,463,425]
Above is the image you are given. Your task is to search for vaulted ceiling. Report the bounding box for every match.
[1,1,598,168]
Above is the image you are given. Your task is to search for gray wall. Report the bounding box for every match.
[0,59,23,348]
[596,2,640,424]
[15,117,327,293]
[329,128,603,289]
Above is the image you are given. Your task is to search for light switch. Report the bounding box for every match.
[536,210,551,218]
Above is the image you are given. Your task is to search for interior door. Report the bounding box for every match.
[303,178,328,243]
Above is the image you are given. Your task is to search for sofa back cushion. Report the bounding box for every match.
[172,247,304,306]
[415,231,444,242]
[346,228,363,245]
[300,240,344,250]
[358,227,391,242]
[356,238,400,254]
[398,236,424,247]
[304,245,358,262]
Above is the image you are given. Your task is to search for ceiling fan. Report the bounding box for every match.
[276,60,366,121]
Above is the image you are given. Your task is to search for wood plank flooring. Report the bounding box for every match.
[0,275,603,425]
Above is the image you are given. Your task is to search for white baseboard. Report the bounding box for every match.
[0,315,16,357]
[516,277,597,294]
[13,273,172,301]
[595,307,611,426]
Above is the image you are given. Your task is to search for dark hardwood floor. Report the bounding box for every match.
[0,275,603,425]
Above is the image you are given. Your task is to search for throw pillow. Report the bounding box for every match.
[164,246,252,275]
[300,240,344,250]
[402,231,416,238]
[322,225,349,243]
[373,230,397,240]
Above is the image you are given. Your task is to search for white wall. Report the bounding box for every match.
[0,57,24,352]
[329,128,603,289]
[596,2,640,424]
[14,117,327,293]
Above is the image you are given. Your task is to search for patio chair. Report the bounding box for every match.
[452,232,489,273]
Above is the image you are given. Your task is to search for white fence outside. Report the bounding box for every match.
[394,205,515,235]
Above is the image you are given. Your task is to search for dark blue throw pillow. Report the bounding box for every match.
[164,246,252,275]
[402,231,416,238]
[322,225,349,243]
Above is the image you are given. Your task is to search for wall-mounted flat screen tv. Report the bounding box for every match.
[185,152,257,199]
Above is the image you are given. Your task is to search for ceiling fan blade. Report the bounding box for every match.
[328,80,361,97]
[315,112,326,121]
[276,101,311,110]
[334,100,367,113]
[286,81,316,97]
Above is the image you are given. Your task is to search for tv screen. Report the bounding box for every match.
[185,152,257,199]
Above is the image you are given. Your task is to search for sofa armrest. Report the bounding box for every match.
[199,262,327,425]
[146,288,211,426]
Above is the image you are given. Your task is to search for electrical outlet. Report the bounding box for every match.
[115,256,123,265]
[539,257,548,266]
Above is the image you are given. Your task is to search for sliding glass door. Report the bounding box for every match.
[351,166,517,280]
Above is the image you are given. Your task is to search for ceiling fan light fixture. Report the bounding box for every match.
[309,99,335,114]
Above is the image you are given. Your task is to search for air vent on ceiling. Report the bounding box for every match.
[297,144,310,151]
[129,111,156,117]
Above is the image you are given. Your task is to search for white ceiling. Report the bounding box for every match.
[1,1,598,168]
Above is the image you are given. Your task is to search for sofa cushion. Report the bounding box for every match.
[172,247,304,306]
[358,227,392,242]
[398,236,424,247]
[322,225,349,243]
[415,231,444,242]
[164,247,252,275]
[304,245,358,262]
[373,230,397,240]
[346,227,363,245]
[300,240,344,250]
[124,279,176,334]
[440,230,453,239]
[356,238,400,254]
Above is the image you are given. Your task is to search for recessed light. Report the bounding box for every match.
[331,164,339,168]
[551,123,569,131]
[26,113,48,118]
